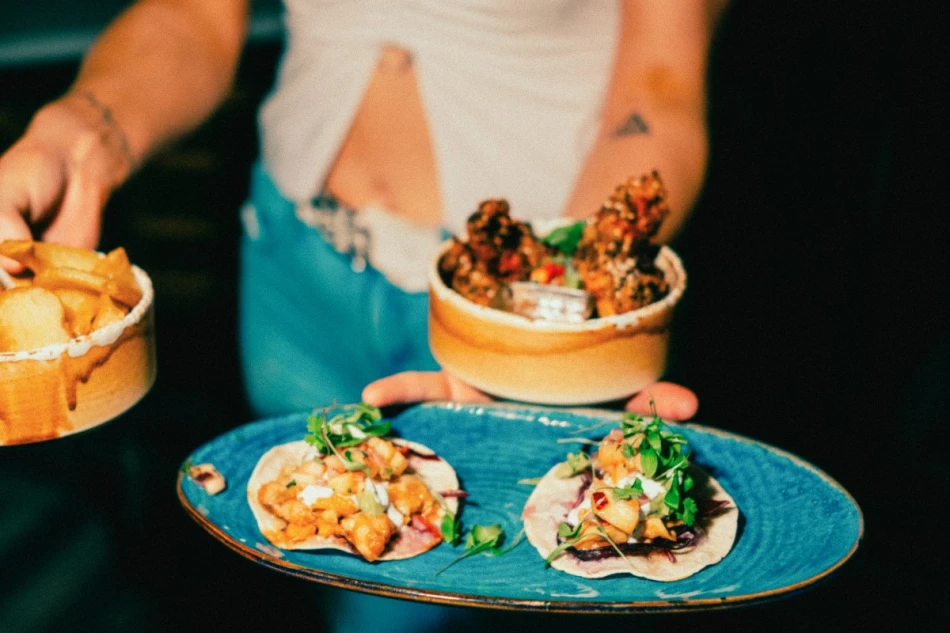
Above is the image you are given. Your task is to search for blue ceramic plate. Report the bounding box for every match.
[177,403,862,613]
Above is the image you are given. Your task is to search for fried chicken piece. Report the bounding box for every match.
[466,199,551,282]
[440,199,554,305]
[438,237,500,306]
[600,171,670,242]
[574,173,671,316]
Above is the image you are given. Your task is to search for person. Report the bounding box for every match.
[0,1,724,630]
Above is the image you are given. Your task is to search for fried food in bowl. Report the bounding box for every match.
[428,172,686,405]
[0,241,156,445]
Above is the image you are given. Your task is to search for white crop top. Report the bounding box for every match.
[259,0,620,233]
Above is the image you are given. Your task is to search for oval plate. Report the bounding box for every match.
[177,403,862,613]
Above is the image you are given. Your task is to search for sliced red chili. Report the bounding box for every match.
[411,515,443,540]
[592,491,609,510]
[498,252,521,273]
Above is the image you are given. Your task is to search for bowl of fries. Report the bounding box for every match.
[0,241,156,446]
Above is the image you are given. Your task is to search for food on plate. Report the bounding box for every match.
[522,412,737,581]
[0,240,154,446]
[438,171,671,319]
[187,463,227,495]
[247,404,461,562]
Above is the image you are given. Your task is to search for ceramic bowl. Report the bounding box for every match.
[428,240,686,405]
[0,267,156,445]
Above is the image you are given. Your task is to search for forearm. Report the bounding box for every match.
[563,0,724,244]
[563,108,708,243]
[64,0,249,168]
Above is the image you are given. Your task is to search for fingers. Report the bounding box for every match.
[0,97,114,252]
[365,373,698,420]
[625,381,699,421]
[0,212,33,273]
[41,171,103,249]
[362,371,493,408]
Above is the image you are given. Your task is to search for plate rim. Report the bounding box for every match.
[177,402,864,613]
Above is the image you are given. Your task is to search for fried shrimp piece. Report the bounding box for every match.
[387,474,439,520]
[341,513,397,562]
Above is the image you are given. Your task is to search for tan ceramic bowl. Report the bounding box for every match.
[429,242,686,405]
[0,267,156,446]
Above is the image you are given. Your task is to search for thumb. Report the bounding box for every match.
[40,169,104,249]
[0,210,33,273]
[362,371,492,407]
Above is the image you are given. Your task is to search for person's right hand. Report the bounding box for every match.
[0,92,134,265]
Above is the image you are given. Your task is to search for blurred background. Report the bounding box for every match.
[0,2,944,631]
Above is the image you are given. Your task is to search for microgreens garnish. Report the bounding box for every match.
[612,478,644,501]
[440,514,461,546]
[616,411,697,526]
[180,458,194,475]
[435,524,524,576]
[543,221,585,256]
[304,403,391,472]
[554,452,591,478]
[545,522,584,564]
[548,407,703,568]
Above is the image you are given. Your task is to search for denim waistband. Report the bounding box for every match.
[243,162,447,292]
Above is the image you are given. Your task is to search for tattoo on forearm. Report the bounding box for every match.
[614,113,650,137]
[79,91,137,171]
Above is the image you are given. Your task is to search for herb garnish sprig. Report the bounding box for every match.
[542,221,585,256]
[618,412,697,526]
[435,523,524,576]
[305,403,391,452]
[304,403,392,473]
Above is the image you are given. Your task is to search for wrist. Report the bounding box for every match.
[73,91,138,174]
[30,91,138,191]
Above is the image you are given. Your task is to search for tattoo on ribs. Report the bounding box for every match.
[614,113,650,137]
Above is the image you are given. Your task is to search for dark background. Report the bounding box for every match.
[1,2,945,631]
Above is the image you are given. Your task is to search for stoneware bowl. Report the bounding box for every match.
[0,267,156,446]
[428,239,687,405]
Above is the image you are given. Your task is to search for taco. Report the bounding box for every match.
[247,404,461,562]
[522,413,737,581]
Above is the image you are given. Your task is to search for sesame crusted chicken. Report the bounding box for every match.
[574,173,671,316]
[444,200,552,305]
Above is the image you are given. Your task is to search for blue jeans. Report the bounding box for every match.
[238,162,440,418]
[237,163,467,632]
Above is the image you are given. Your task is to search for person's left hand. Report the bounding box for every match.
[362,371,698,421]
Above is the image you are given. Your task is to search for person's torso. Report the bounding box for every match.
[259,0,620,233]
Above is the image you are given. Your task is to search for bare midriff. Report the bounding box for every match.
[323,46,443,227]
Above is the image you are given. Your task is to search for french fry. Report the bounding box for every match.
[95,248,143,308]
[0,240,36,263]
[32,242,102,273]
[0,287,72,352]
[33,267,110,295]
[90,294,128,330]
[52,288,102,337]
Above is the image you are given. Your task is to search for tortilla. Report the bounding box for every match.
[247,438,460,561]
[522,462,737,581]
